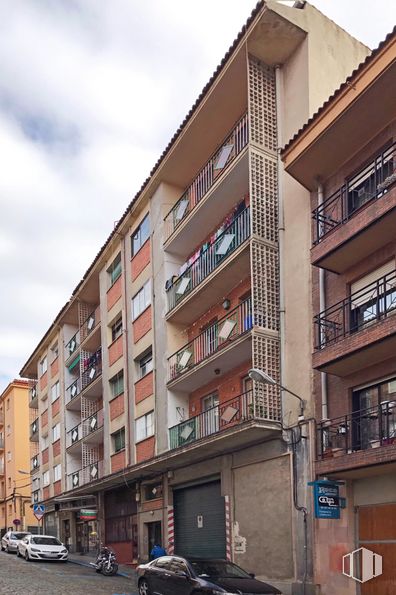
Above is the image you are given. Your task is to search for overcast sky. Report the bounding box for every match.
[0,0,394,391]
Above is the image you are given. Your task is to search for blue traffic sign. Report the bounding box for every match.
[33,504,45,520]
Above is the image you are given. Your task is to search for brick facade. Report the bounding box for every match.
[42,447,49,465]
[131,239,150,281]
[133,306,152,343]
[52,439,61,458]
[41,409,48,428]
[39,371,48,391]
[53,480,62,496]
[43,486,50,500]
[136,436,155,462]
[111,449,126,473]
[109,394,125,420]
[134,371,153,404]
[107,276,122,311]
[51,397,60,417]
[108,335,123,366]
[50,357,59,377]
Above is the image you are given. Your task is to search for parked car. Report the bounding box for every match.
[1,531,31,553]
[137,555,282,594]
[17,534,68,562]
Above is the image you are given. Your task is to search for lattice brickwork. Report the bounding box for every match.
[250,150,278,243]
[252,241,279,332]
[82,443,99,469]
[81,396,98,422]
[253,334,281,421]
[79,302,92,341]
[248,56,277,151]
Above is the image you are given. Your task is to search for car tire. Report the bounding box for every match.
[24,550,30,562]
[16,549,20,557]
[138,579,151,595]
[5,545,10,554]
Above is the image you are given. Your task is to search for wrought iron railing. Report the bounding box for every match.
[29,382,38,403]
[68,460,103,490]
[313,142,396,244]
[82,351,102,390]
[164,113,249,240]
[65,332,80,359]
[30,418,39,440]
[83,409,104,437]
[81,307,101,342]
[166,207,250,313]
[32,490,40,503]
[317,401,396,459]
[66,378,82,403]
[66,423,82,448]
[168,297,252,382]
[31,454,39,471]
[169,390,273,449]
[315,270,396,349]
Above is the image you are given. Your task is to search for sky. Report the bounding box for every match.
[0,0,394,392]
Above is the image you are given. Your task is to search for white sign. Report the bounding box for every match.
[197,515,203,529]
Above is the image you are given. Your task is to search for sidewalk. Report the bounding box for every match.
[67,551,138,580]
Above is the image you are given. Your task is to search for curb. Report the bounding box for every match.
[67,558,131,578]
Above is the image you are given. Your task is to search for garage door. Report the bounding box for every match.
[174,480,226,558]
[359,503,396,595]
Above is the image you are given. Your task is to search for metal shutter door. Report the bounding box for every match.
[174,481,226,558]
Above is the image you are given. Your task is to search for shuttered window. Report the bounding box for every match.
[351,260,395,309]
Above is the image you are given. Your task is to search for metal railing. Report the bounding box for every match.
[169,389,272,449]
[32,490,40,504]
[168,297,252,382]
[313,142,396,244]
[82,351,102,390]
[31,454,39,471]
[30,418,39,440]
[29,383,38,403]
[65,332,80,360]
[317,401,396,459]
[164,112,249,240]
[83,409,104,437]
[81,307,101,342]
[315,270,396,349]
[166,207,250,313]
[66,423,82,448]
[66,378,81,403]
[68,460,104,490]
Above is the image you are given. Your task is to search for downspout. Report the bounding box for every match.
[317,183,328,420]
[120,237,132,466]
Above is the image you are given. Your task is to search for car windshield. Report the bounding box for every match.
[11,533,29,540]
[31,537,61,546]
[191,560,251,579]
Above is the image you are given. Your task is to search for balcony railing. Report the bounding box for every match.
[81,307,101,342]
[169,390,272,449]
[317,401,396,459]
[65,332,80,360]
[315,270,396,349]
[81,351,102,390]
[313,141,396,244]
[0,461,4,475]
[31,454,39,471]
[0,437,3,449]
[166,207,250,313]
[29,383,38,403]
[168,297,252,382]
[30,418,39,440]
[66,378,82,403]
[32,490,41,504]
[68,460,104,490]
[164,112,249,240]
[83,409,104,437]
[66,423,82,448]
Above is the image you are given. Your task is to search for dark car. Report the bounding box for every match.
[137,555,282,594]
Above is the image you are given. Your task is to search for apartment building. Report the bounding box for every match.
[283,27,396,595]
[0,380,37,535]
[20,2,369,592]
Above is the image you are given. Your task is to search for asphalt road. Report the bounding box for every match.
[0,550,138,595]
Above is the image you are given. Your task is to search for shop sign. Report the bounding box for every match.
[80,509,97,521]
[309,480,341,519]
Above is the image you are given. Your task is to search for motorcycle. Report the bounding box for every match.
[90,545,119,576]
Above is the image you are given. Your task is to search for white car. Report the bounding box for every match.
[1,531,31,553]
[17,534,68,562]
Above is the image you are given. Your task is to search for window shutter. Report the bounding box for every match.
[351,260,395,309]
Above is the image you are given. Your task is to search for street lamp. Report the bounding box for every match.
[248,368,306,420]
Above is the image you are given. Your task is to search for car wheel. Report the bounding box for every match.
[16,549,20,557]
[5,545,10,554]
[138,578,151,595]
[25,550,30,562]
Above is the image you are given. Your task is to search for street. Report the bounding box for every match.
[0,550,138,595]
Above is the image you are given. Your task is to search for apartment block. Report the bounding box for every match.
[283,27,396,595]
[0,380,37,535]
[20,2,369,592]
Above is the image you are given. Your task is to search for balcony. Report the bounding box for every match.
[29,382,38,409]
[31,454,40,472]
[82,409,104,444]
[81,350,102,398]
[30,418,39,441]
[316,401,396,477]
[164,113,249,247]
[312,142,396,273]
[0,437,3,450]
[80,307,101,352]
[65,332,80,365]
[166,207,250,324]
[313,270,396,376]
[169,390,280,451]
[168,298,252,392]
[68,460,104,491]
[65,378,82,410]
[66,423,82,453]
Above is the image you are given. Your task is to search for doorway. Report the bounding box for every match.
[147,521,162,559]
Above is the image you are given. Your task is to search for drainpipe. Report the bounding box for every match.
[275,65,286,405]
[120,237,132,466]
[317,183,328,420]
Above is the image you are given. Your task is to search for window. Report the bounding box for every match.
[139,351,153,378]
[52,423,60,443]
[53,464,61,482]
[41,434,49,450]
[32,477,40,490]
[135,411,154,443]
[107,253,122,286]
[51,381,60,403]
[7,477,11,489]
[112,428,125,453]
[132,279,151,320]
[131,214,150,256]
[111,316,123,342]
[39,356,48,376]
[144,482,163,501]
[110,371,124,398]
[42,471,50,486]
[51,343,59,361]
